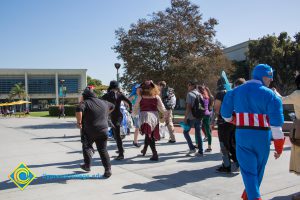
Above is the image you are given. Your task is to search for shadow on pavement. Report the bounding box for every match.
[32,135,80,140]
[270,192,300,200]
[19,122,76,129]
[120,165,239,193]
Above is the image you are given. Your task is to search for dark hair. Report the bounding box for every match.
[82,87,96,99]
[217,77,226,91]
[159,81,166,87]
[234,78,246,87]
[197,85,205,93]
[188,80,197,86]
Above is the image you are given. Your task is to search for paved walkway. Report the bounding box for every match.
[0,117,299,200]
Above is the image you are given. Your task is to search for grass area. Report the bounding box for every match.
[29,111,50,117]
[173,114,184,118]
[29,111,75,118]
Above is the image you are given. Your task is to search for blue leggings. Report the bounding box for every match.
[236,129,271,200]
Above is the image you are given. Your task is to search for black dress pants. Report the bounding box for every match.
[111,120,124,155]
[81,131,111,170]
[218,122,238,164]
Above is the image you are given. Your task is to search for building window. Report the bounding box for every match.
[0,76,25,94]
[28,76,55,94]
[58,76,80,93]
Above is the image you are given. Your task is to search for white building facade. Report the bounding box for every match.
[0,69,87,110]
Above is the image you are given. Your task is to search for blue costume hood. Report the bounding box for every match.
[252,64,274,84]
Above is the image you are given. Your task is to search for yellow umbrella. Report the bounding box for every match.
[14,100,24,105]
[0,102,14,106]
[11,100,31,105]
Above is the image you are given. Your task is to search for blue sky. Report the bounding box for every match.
[0,0,299,85]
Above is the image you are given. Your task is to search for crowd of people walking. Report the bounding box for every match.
[75,64,300,200]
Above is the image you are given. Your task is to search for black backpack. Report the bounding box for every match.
[191,92,205,119]
[162,87,176,110]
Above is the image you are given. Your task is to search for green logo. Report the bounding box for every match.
[8,162,36,190]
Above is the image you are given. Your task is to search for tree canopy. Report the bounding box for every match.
[247,32,300,95]
[87,76,108,97]
[113,0,232,97]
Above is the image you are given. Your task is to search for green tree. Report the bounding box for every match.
[113,0,232,97]
[9,83,28,100]
[247,32,300,95]
[87,76,107,97]
[229,60,250,81]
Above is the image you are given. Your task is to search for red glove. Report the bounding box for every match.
[274,138,285,154]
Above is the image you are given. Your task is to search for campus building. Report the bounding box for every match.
[0,69,87,110]
[223,40,251,62]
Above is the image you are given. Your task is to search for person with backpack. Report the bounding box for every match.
[102,80,132,160]
[159,81,176,143]
[182,80,204,157]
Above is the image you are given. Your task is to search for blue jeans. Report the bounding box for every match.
[183,119,203,153]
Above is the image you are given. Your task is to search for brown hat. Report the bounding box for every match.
[140,80,155,89]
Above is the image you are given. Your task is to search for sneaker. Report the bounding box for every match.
[231,163,240,172]
[204,148,212,152]
[194,152,204,157]
[168,140,176,143]
[115,154,124,160]
[185,149,196,156]
[203,137,208,142]
[80,164,91,172]
[216,165,231,173]
[103,169,112,178]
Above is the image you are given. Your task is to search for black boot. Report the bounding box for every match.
[115,154,124,160]
[80,164,91,172]
[103,169,112,178]
[141,147,147,156]
[150,152,158,161]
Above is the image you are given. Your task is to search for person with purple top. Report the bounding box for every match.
[198,85,214,152]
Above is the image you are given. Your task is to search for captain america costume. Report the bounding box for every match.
[221,64,285,200]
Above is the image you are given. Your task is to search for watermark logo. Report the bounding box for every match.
[8,162,36,190]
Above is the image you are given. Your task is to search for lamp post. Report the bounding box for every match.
[114,63,121,83]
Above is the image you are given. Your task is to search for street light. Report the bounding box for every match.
[114,63,121,83]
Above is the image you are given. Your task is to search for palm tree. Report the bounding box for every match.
[9,83,29,112]
[9,83,27,100]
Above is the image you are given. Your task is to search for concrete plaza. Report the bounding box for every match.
[0,117,299,200]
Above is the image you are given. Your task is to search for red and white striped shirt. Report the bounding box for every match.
[236,113,270,128]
